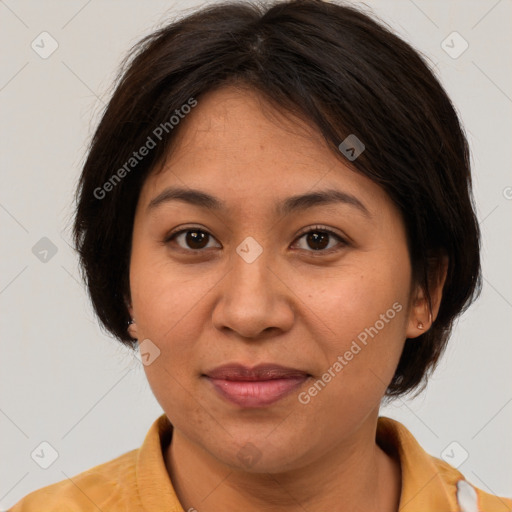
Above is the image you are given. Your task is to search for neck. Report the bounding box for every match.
[165,413,401,512]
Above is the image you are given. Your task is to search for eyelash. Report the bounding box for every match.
[164,224,348,256]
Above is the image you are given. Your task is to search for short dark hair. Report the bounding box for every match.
[73,0,481,398]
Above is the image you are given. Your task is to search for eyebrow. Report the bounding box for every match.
[147,186,371,217]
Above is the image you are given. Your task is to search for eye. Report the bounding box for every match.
[293,225,347,254]
[164,225,348,254]
[165,227,221,252]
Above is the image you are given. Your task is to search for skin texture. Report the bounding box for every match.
[127,86,446,512]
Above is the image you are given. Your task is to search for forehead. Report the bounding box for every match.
[165,86,332,172]
[138,86,389,217]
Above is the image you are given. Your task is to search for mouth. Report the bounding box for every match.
[203,363,311,408]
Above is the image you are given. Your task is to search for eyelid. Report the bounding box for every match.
[294,224,346,241]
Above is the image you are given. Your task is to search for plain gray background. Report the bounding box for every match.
[1,0,511,509]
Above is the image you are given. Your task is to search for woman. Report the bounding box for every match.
[11,0,511,510]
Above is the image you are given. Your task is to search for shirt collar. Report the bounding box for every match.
[377,416,459,511]
[136,413,182,511]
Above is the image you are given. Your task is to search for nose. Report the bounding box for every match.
[211,244,295,340]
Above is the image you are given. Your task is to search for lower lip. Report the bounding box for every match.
[205,376,310,407]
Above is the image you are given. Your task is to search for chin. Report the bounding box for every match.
[203,431,308,474]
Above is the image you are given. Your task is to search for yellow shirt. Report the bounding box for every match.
[10,414,512,511]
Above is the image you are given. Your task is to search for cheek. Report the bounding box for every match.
[128,248,214,402]
[129,236,215,339]
[294,254,411,398]
[298,259,410,347]
[131,262,212,421]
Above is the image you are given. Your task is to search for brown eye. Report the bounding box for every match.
[305,232,330,250]
[183,230,208,249]
[167,228,221,251]
[294,227,347,253]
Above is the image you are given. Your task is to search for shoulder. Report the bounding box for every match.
[431,455,512,512]
[9,448,140,511]
[377,416,512,512]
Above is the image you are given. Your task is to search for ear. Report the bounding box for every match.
[125,296,138,340]
[406,255,449,339]
[127,321,138,340]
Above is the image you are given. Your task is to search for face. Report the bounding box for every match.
[127,86,425,473]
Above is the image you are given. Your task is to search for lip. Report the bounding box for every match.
[203,363,311,408]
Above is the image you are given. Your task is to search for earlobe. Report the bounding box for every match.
[127,318,138,340]
[406,288,432,339]
[406,255,449,339]
[416,311,432,331]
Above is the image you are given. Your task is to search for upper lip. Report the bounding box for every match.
[204,363,309,381]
